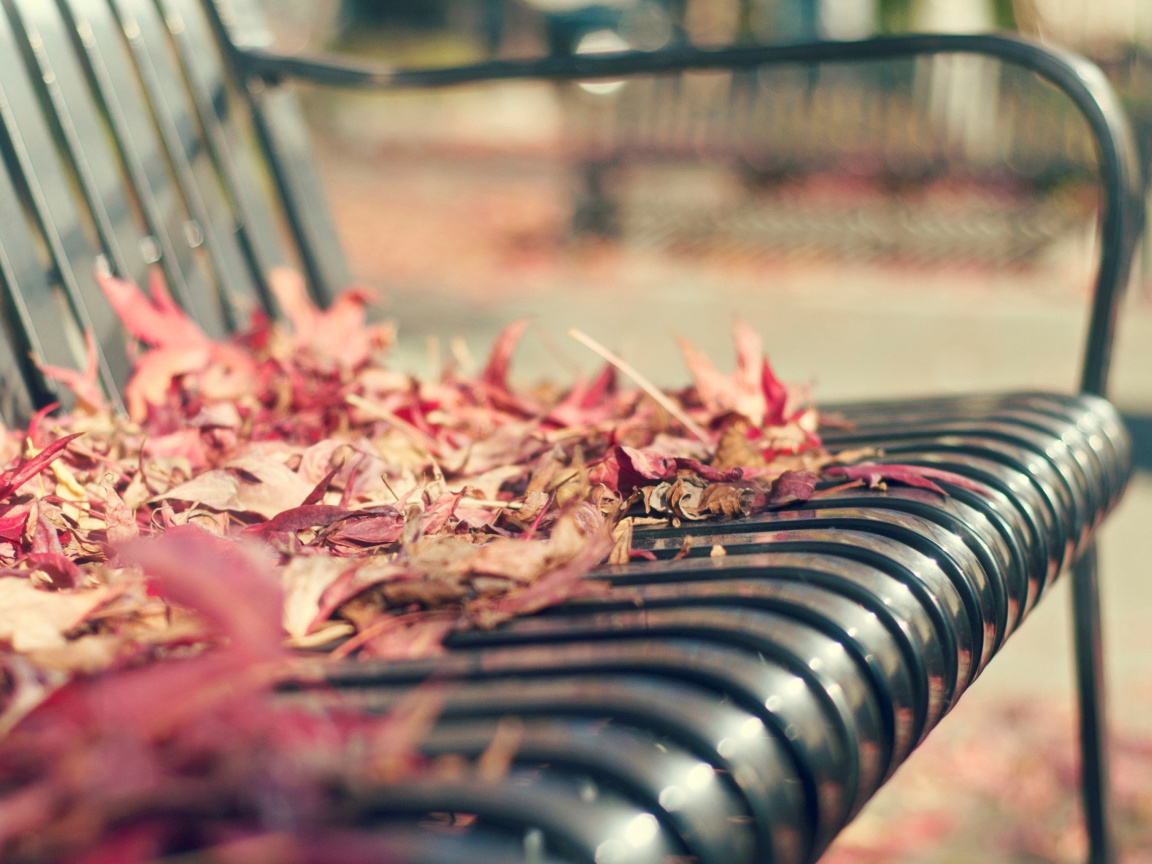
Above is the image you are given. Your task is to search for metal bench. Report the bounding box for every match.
[0,1,1141,862]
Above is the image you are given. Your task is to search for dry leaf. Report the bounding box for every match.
[0,580,114,652]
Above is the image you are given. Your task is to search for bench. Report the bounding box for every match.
[0,1,1141,862]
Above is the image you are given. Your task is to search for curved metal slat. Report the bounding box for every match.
[299,673,812,864]
[298,395,1131,862]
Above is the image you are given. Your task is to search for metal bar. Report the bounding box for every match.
[1072,543,1114,864]
[204,0,348,306]
[157,0,293,315]
[0,0,130,404]
[60,0,218,327]
[232,33,1143,400]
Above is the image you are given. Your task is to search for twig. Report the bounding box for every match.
[460,497,524,511]
[287,622,356,649]
[567,329,710,444]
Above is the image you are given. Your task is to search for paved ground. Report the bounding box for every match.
[312,132,1152,861]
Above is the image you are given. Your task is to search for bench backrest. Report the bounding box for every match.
[0,0,346,421]
[0,2,1142,426]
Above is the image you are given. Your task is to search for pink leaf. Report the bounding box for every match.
[0,433,83,503]
[21,553,82,590]
[118,525,285,661]
[767,469,819,505]
[37,332,106,413]
[96,269,206,350]
[420,491,464,535]
[324,513,406,547]
[824,462,987,496]
[480,319,529,391]
[269,268,383,368]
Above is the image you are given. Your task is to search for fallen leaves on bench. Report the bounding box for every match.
[0,265,987,861]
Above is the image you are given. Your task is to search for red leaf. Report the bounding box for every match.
[673,458,744,483]
[0,433,82,502]
[480,319,529,391]
[96,269,206,349]
[118,525,285,661]
[245,504,353,542]
[26,403,61,450]
[420,491,464,535]
[767,469,819,505]
[619,446,678,481]
[21,553,82,590]
[325,514,406,547]
[302,465,342,506]
[0,508,28,541]
[824,462,987,496]
[760,357,788,426]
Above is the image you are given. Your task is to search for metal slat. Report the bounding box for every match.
[0,266,37,424]
[622,532,968,716]
[208,0,349,305]
[282,395,1130,859]
[0,2,128,404]
[104,0,257,334]
[7,0,148,288]
[0,139,71,421]
[57,0,216,332]
[641,507,996,683]
[157,0,291,313]
[416,718,756,864]
[302,673,812,864]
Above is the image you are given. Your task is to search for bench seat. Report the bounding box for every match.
[279,391,1129,864]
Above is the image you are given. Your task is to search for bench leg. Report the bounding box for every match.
[1072,543,1115,864]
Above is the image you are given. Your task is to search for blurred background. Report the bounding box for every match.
[260,1,1152,861]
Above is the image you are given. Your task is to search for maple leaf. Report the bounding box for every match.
[269,267,389,368]
[678,319,790,427]
[155,455,315,520]
[96,268,207,350]
[0,433,82,505]
[480,318,529,391]
[118,525,285,662]
[767,469,819,505]
[36,332,106,413]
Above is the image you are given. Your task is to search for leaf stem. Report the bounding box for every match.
[345,394,442,456]
[567,329,710,444]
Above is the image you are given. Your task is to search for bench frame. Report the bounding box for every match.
[0,2,1142,858]
[211,21,1142,860]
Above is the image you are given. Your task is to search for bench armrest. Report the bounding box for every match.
[225,33,1143,399]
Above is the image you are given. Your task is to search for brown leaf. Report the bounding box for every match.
[767,469,819,505]
[156,455,313,519]
[608,518,633,566]
[667,477,707,521]
[0,579,115,652]
[712,422,768,472]
[280,555,351,638]
[698,482,756,517]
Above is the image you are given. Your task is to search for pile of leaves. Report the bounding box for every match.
[0,267,944,861]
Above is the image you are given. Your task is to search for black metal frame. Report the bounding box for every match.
[207,21,1146,864]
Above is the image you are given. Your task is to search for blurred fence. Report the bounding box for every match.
[276,0,1118,269]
